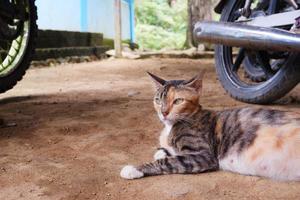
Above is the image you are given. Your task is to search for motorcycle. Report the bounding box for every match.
[194,0,300,104]
[0,0,37,93]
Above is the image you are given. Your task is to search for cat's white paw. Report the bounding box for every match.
[154,149,167,160]
[120,165,144,179]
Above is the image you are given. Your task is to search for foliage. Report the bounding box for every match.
[135,0,187,50]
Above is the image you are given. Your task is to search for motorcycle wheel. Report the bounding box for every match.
[215,0,300,104]
[243,54,266,82]
[0,0,37,93]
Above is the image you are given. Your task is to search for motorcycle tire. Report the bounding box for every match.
[243,55,266,82]
[214,0,300,104]
[0,0,37,93]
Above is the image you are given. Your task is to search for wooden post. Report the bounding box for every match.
[114,0,122,58]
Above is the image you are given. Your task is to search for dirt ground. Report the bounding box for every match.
[0,58,300,200]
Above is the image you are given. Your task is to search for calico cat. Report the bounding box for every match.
[120,71,300,181]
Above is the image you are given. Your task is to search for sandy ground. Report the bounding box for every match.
[0,58,299,200]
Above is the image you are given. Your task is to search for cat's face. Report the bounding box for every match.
[148,72,203,124]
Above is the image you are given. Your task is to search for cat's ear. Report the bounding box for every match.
[147,72,166,89]
[184,70,205,94]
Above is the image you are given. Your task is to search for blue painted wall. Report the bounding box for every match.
[36,0,134,41]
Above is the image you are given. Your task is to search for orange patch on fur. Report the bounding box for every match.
[167,87,200,115]
[166,87,176,112]
[245,125,300,163]
[288,127,300,137]
[245,126,279,163]
[275,136,284,149]
[250,148,263,161]
[215,119,223,141]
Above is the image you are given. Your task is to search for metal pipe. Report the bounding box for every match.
[193,21,300,52]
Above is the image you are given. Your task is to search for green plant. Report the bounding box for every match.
[135,0,187,50]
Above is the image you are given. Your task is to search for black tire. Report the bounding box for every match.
[214,0,300,104]
[0,0,37,93]
[243,55,266,82]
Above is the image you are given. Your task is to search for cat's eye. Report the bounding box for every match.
[154,97,161,105]
[173,98,184,105]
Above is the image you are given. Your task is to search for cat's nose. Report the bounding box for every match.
[162,111,169,117]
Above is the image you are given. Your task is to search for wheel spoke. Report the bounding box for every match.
[256,51,275,80]
[232,48,245,72]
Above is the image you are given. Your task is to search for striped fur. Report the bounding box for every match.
[120,72,300,181]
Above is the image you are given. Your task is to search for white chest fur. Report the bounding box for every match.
[159,124,176,155]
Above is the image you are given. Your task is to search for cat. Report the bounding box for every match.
[120,71,300,181]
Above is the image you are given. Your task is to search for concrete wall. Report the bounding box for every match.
[36,0,131,39]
